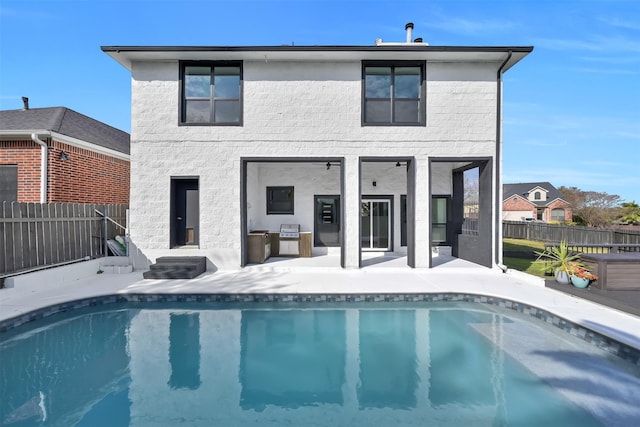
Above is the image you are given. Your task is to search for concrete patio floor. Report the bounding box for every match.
[1,254,639,353]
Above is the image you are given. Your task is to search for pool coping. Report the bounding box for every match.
[2,290,639,368]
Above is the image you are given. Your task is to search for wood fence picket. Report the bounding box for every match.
[502,221,640,245]
[0,202,128,276]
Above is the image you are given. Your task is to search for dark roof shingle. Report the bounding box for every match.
[503,182,565,206]
[0,107,129,155]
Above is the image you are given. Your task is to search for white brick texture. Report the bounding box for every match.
[128,59,500,269]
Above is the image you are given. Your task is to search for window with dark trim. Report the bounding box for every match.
[267,186,294,215]
[362,61,425,126]
[0,165,18,202]
[180,61,242,125]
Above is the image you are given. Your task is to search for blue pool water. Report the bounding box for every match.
[1,301,639,426]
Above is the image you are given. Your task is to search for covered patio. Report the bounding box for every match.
[241,157,495,270]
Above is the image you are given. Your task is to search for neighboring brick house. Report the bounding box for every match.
[503,182,572,222]
[0,100,130,204]
[102,24,532,270]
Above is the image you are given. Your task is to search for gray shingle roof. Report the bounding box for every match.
[503,182,565,206]
[0,107,129,155]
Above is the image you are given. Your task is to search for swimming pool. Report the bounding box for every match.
[1,297,639,426]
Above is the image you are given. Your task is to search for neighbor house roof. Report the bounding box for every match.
[0,107,130,155]
[503,182,566,207]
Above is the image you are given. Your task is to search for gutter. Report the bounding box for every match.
[0,129,129,161]
[49,131,130,160]
[495,51,512,271]
[30,132,49,203]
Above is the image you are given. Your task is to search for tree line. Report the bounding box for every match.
[558,186,640,227]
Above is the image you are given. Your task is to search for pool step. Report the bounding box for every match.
[143,256,207,279]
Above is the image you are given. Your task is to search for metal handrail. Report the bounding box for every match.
[95,209,126,231]
[95,208,128,257]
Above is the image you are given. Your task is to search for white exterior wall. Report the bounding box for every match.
[128,60,499,270]
[247,163,341,234]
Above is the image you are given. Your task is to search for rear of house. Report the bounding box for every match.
[103,25,531,270]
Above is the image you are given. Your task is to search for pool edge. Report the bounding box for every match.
[1,292,638,367]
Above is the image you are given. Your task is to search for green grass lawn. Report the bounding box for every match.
[502,238,550,278]
[503,256,550,277]
[503,238,545,252]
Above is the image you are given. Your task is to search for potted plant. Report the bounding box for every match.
[566,263,598,289]
[534,240,581,284]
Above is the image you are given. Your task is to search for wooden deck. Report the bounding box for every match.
[544,242,640,254]
[545,279,640,317]
[581,253,640,291]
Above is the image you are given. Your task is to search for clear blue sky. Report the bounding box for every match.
[1,0,638,203]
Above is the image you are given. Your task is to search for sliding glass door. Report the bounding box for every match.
[432,196,449,245]
[361,199,391,251]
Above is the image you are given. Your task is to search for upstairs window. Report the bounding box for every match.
[363,62,425,126]
[180,62,242,125]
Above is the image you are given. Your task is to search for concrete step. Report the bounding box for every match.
[143,256,206,279]
[100,256,133,274]
[101,264,134,274]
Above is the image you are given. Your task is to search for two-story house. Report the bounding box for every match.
[102,24,532,271]
[502,182,573,222]
[503,182,572,223]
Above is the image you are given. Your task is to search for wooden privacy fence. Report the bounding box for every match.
[0,202,128,277]
[503,221,640,245]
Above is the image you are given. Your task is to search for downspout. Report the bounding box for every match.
[31,133,49,203]
[495,51,512,272]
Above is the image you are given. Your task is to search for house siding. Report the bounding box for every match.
[1,138,129,204]
[503,195,535,220]
[545,199,572,222]
[128,60,501,269]
[48,140,129,204]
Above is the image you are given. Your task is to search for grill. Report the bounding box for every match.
[279,224,300,256]
[279,224,300,239]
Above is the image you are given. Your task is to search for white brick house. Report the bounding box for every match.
[102,27,531,271]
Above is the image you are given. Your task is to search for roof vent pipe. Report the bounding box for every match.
[22,96,29,110]
[375,22,428,46]
[405,22,414,43]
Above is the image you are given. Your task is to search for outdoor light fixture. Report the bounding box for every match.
[59,151,70,161]
[396,161,401,167]
[326,162,331,170]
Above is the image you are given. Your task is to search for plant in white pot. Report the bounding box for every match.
[535,241,582,284]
